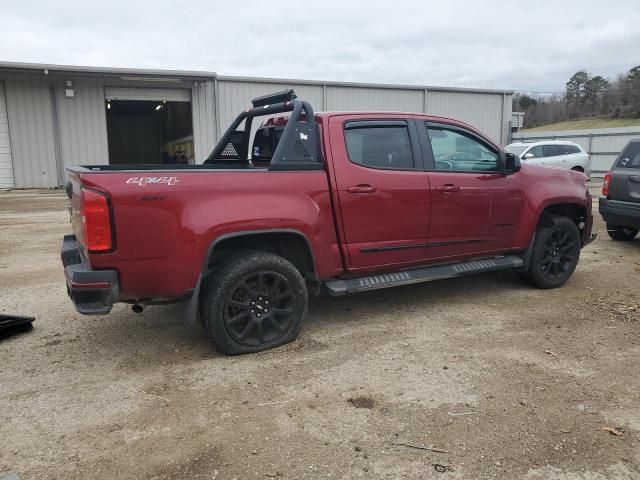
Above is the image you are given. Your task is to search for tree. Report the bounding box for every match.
[565,71,590,101]
[627,65,640,83]
[520,95,538,110]
[584,75,610,103]
[624,66,640,116]
[517,66,640,128]
[512,93,538,111]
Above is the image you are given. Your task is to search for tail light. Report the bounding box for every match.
[81,188,113,252]
[602,171,612,197]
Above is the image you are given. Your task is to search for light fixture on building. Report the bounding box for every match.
[107,101,111,110]
[155,104,162,111]
[65,80,75,98]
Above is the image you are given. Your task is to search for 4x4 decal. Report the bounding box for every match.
[126,176,180,187]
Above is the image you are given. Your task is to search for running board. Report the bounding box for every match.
[325,255,524,296]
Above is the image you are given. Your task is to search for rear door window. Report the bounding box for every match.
[543,145,563,157]
[617,142,640,169]
[344,121,415,170]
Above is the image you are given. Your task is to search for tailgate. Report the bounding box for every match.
[610,142,640,203]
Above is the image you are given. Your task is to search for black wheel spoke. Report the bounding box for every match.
[258,273,266,294]
[266,315,285,332]
[256,320,265,344]
[558,230,568,244]
[272,289,292,302]
[238,282,256,299]
[237,319,255,340]
[270,276,282,297]
[228,310,250,325]
[229,299,250,309]
[272,307,293,315]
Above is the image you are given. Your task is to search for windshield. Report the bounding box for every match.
[505,145,528,156]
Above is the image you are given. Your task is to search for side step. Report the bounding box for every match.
[325,255,524,296]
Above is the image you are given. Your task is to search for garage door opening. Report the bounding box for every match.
[105,99,194,165]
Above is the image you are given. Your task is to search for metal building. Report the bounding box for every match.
[0,61,513,188]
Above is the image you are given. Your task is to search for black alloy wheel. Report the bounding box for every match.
[201,251,308,355]
[224,271,295,347]
[522,215,581,289]
[540,229,578,282]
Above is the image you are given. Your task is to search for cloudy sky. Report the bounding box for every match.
[1,0,638,94]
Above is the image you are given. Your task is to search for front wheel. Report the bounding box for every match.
[607,225,638,241]
[201,252,308,355]
[522,215,581,289]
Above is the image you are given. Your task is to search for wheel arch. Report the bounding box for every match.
[202,229,318,281]
[536,202,588,231]
[519,202,589,273]
[184,229,317,330]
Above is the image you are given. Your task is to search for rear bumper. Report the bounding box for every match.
[61,235,119,315]
[599,197,640,230]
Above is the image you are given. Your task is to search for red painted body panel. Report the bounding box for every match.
[74,170,342,300]
[66,111,592,302]
[510,164,592,247]
[327,114,430,271]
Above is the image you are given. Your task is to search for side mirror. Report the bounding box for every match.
[523,153,534,160]
[505,152,521,173]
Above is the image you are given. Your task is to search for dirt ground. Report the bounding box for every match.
[1,184,639,480]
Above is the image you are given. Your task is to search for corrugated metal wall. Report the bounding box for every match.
[215,79,510,151]
[0,69,512,187]
[427,90,507,144]
[191,80,217,162]
[1,73,58,188]
[216,80,324,138]
[325,86,424,112]
[54,77,109,169]
[0,82,14,187]
[512,126,640,175]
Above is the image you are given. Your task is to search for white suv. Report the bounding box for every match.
[505,141,591,176]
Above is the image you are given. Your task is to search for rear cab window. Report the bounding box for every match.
[344,121,416,170]
[617,142,640,169]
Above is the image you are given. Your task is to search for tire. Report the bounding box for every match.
[607,225,638,241]
[523,215,581,289]
[201,251,308,355]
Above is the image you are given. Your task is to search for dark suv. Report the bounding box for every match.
[600,139,640,241]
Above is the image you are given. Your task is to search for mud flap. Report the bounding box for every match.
[183,274,203,331]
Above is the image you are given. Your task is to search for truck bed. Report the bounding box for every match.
[70,163,255,172]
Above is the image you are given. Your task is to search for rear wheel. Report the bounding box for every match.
[607,225,639,241]
[201,252,308,355]
[522,215,581,289]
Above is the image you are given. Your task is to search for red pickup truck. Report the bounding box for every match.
[62,90,595,354]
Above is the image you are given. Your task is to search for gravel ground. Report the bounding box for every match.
[0,184,639,480]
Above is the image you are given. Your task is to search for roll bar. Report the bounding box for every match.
[205,91,322,170]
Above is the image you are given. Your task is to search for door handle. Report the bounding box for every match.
[435,184,460,192]
[347,185,377,193]
[629,176,640,183]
